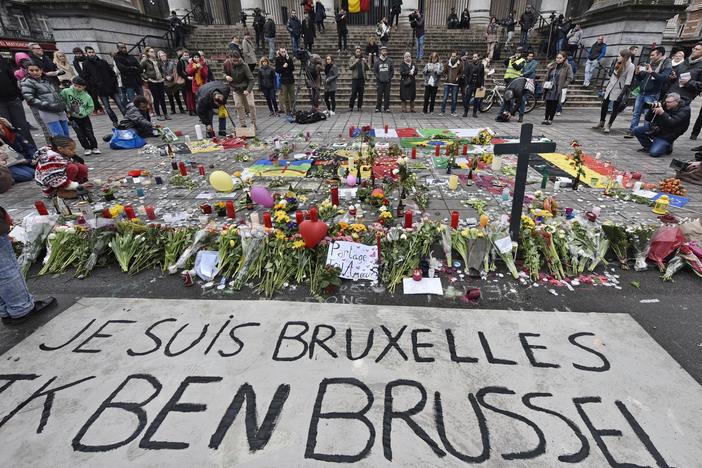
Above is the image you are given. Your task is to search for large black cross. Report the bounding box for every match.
[493,124,556,241]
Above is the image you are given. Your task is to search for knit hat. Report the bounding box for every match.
[72,76,86,86]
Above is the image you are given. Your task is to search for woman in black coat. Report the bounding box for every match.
[399,52,418,113]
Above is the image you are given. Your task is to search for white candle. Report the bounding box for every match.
[633,181,643,192]
[195,124,204,140]
[250,212,260,226]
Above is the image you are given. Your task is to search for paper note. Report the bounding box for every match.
[402,277,444,295]
[326,241,379,281]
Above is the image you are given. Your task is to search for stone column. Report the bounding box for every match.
[468,0,490,26]
[240,0,264,16]
[539,0,568,18]
[167,0,192,16]
[320,0,334,15]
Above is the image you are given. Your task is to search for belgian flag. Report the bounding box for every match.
[348,0,370,13]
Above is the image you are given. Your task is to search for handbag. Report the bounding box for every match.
[560,88,568,104]
[173,66,185,86]
[543,81,554,90]
[475,87,486,98]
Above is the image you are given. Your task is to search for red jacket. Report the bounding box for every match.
[186,60,209,93]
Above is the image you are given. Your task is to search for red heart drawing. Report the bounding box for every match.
[299,207,328,248]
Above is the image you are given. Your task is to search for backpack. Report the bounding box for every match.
[294,109,327,124]
[109,128,146,150]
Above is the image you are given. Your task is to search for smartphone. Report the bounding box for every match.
[670,159,689,171]
[680,72,691,81]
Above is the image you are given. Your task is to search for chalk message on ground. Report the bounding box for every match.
[1,298,701,467]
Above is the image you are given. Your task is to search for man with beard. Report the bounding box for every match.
[462,53,485,118]
[113,42,143,104]
[373,46,394,113]
[81,47,125,126]
[348,46,369,112]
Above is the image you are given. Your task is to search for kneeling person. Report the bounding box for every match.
[633,92,690,157]
[195,80,232,137]
[123,96,161,138]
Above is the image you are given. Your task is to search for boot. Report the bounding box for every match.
[401,101,407,113]
[410,102,415,113]
[593,120,605,129]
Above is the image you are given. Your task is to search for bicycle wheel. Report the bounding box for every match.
[479,93,494,112]
[524,92,537,114]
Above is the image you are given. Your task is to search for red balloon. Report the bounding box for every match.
[299,207,328,248]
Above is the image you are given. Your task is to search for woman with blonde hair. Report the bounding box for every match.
[595,49,634,133]
[52,51,77,88]
[365,36,379,67]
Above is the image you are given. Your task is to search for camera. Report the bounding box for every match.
[644,101,662,110]
[295,49,310,62]
[409,11,418,28]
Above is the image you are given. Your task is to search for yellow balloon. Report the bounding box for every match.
[209,171,234,192]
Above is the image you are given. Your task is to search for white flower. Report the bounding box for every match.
[392,168,400,175]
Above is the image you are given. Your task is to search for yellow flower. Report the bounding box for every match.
[274,210,290,224]
[338,221,350,230]
[352,233,359,240]
[109,204,124,218]
[351,223,367,233]
[521,215,536,230]
[298,195,308,203]
[292,240,306,249]
[379,211,392,220]
[275,230,287,240]
[229,239,236,247]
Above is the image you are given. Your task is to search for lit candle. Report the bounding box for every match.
[226,200,236,219]
[462,144,468,155]
[198,165,206,176]
[411,147,417,159]
[445,145,451,156]
[124,205,136,219]
[145,205,156,220]
[34,201,48,216]
[384,123,389,134]
[309,207,319,222]
[101,208,112,219]
[348,125,355,137]
[450,211,459,229]
[435,145,440,156]
[178,161,187,176]
[330,186,339,206]
[263,212,272,228]
[404,210,413,229]
[295,210,304,225]
[448,175,459,190]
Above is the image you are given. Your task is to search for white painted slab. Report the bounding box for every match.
[1,298,701,467]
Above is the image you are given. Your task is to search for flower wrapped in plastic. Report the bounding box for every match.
[627,224,656,271]
[168,226,213,274]
[39,225,86,276]
[75,225,116,278]
[488,229,519,279]
[17,214,58,277]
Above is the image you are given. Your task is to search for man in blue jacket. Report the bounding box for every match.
[583,36,607,87]
[625,46,672,139]
[287,11,302,53]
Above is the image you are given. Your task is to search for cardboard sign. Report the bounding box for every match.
[326,241,378,282]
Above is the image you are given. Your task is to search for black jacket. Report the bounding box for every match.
[73,57,85,77]
[519,10,536,30]
[391,0,402,13]
[645,103,691,142]
[30,53,56,73]
[114,51,143,89]
[463,60,485,88]
[287,16,302,36]
[669,58,702,103]
[82,57,118,96]
[259,65,275,90]
[263,19,276,38]
[336,12,348,34]
[275,55,295,84]
[414,16,425,38]
[0,56,21,101]
[302,18,316,43]
[195,81,231,126]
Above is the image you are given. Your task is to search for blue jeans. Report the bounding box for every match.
[46,120,70,137]
[520,30,529,48]
[266,38,275,60]
[629,94,658,133]
[416,35,425,60]
[633,122,673,157]
[123,86,142,107]
[10,164,35,183]
[99,94,126,126]
[291,35,300,53]
[0,235,34,319]
[441,85,459,113]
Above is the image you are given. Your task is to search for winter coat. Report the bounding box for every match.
[114,51,142,89]
[414,16,425,38]
[82,57,118,96]
[302,19,316,44]
[519,10,536,30]
[123,102,153,134]
[34,149,76,194]
[644,102,691,142]
[391,0,402,13]
[140,58,165,83]
[324,63,339,92]
[61,86,94,118]
[186,60,209,93]
[30,53,57,73]
[544,62,573,101]
[486,22,499,42]
[567,28,582,46]
[162,59,179,90]
[258,65,275,90]
[522,59,538,79]
[399,61,417,101]
[21,76,66,113]
[635,58,672,96]
[306,57,323,90]
[444,58,463,85]
[315,2,326,22]
[275,55,295,84]
[463,60,485,89]
[223,59,254,93]
[668,57,702,103]
[73,56,86,78]
[336,12,348,35]
[228,42,242,56]
[264,19,276,38]
[195,81,231,126]
[242,38,257,65]
[287,16,302,37]
[349,56,369,81]
[604,60,634,102]
[0,56,21,102]
[13,53,30,81]
[423,61,443,88]
[54,59,78,82]
[176,58,190,81]
[374,56,394,83]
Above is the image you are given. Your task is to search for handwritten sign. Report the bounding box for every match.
[0,298,701,466]
[326,241,378,282]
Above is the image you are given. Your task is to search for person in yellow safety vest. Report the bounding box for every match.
[503,46,525,85]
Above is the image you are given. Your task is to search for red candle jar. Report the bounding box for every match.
[295,210,304,225]
[178,161,187,176]
[263,212,272,228]
[226,200,236,219]
[450,211,459,229]
[411,147,417,159]
[145,205,156,220]
[198,164,205,176]
[463,144,468,155]
[309,207,319,222]
[124,205,137,220]
[435,145,440,156]
[330,186,339,206]
[446,145,451,156]
[384,123,389,134]
[101,208,112,219]
[412,268,423,281]
[34,201,49,216]
[404,210,413,229]
[200,203,212,215]
[631,172,642,180]
[348,125,355,137]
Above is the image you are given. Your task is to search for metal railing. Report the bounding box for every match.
[127,8,205,55]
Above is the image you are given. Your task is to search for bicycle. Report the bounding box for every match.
[478,73,537,114]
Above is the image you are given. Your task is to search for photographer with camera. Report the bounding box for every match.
[625,46,672,138]
[409,11,425,61]
[632,92,690,157]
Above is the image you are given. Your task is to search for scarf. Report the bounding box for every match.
[194,64,205,86]
[447,58,459,69]
[150,59,162,81]
[404,57,412,65]
[325,63,332,74]
[689,56,702,66]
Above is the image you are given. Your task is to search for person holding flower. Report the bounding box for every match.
[34,135,90,198]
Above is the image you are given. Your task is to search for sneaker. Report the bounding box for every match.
[556,112,561,116]
[623,131,634,139]
[451,113,457,117]
[439,111,445,115]
[385,109,392,113]
[164,115,172,120]
[1,297,57,325]
[462,113,468,117]
[637,147,649,153]
[348,108,354,113]
[84,149,92,156]
[375,108,381,113]
[603,126,610,134]
[92,148,101,154]
[542,120,549,125]
[330,110,335,116]
[156,116,165,121]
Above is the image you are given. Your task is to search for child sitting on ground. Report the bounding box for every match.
[34,135,90,198]
[61,77,100,156]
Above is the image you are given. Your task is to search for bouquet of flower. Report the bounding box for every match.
[627,224,656,271]
[570,221,609,272]
[520,217,541,281]
[127,227,164,276]
[489,229,519,279]
[39,225,87,275]
[163,227,194,273]
[75,227,116,278]
[17,214,58,277]
[231,226,266,289]
[662,244,702,281]
[536,225,565,280]
[110,230,142,273]
[602,222,630,269]
[553,227,573,276]
[381,222,439,293]
[168,227,211,274]
[451,228,468,268]
[256,236,297,298]
[216,227,242,279]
